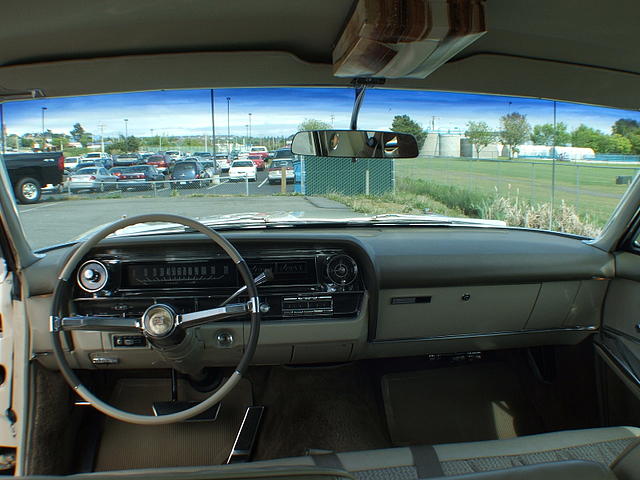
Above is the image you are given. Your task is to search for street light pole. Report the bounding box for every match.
[226,97,231,155]
[41,107,47,150]
[248,113,252,145]
[245,124,248,148]
[99,124,106,153]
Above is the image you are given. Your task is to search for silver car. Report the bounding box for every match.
[69,167,118,193]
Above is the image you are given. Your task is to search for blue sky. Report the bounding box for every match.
[3,87,640,138]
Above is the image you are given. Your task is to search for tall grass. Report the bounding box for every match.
[396,177,601,237]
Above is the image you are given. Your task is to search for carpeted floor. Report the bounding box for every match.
[94,377,252,471]
[382,362,545,445]
[251,363,392,460]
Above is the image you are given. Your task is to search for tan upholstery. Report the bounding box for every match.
[611,438,640,480]
[247,427,640,478]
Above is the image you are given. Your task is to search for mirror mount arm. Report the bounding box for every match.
[349,78,384,130]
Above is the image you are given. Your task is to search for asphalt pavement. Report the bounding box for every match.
[17,171,356,250]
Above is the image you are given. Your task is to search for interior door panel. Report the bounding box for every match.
[597,252,640,399]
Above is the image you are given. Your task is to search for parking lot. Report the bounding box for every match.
[17,192,355,250]
[48,169,289,199]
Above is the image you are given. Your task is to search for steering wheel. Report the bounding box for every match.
[49,214,260,425]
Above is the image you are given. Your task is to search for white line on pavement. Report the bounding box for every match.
[258,177,268,188]
[19,202,60,213]
[207,179,230,190]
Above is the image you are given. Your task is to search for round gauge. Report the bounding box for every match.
[326,255,358,286]
[77,260,109,293]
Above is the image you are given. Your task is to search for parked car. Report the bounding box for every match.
[145,154,171,173]
[215,153,231,172]
[272,148,295,160]
[169,160,209,188]
[228,159,257,182]
[69,167,118,193]
[113,153,142,166]
[193,152,213,159]
[63,156,81,171]
[247,154,266,171]
[81,152,113,168]
[164,150,181,162]
[248,145,269,161]
[199,160,219,178]
[75,161,105,171]
[2,151,65,204]
[111,165,164,190]
[268,159,295,184]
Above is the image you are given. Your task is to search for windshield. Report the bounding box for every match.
[3,87,640,250]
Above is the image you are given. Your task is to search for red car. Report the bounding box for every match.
[248,154,265,171]
[145,154,170,173]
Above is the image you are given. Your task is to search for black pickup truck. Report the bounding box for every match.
[1,152,65,204]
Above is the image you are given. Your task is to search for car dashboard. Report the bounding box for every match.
[24,227,614,370]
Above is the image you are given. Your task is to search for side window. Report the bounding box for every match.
[100,168,108,175]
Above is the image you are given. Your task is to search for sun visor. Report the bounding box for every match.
[333,0,486,79]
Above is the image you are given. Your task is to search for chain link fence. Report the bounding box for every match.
[395,156,640,230]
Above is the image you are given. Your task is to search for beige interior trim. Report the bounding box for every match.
[2,52,640,110]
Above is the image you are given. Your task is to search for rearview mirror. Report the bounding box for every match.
[291,130,419,158]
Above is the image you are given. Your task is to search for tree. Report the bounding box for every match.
[531,122,571,146]
[465,121,495,158]
[600,134,633,154]
[78,133,92,147]
[298,119,332,131]
[499,112,531,158]
[106,135,141,154]
[390,115,426,146]
[571,124,604,150]
[612,118,640,137]
[70,123,86,141]
[628,133,640,155]
[20,137,34,148]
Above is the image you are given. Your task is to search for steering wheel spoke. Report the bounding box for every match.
[177,302,251,328]
[52,315,142,333]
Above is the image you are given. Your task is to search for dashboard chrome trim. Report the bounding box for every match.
[371,325,598,344]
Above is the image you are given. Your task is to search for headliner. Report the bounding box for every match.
[1,0,639,110]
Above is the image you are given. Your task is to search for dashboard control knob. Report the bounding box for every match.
[77,260,109,293]
[216,331,234,347]
[83,269,97,280]
[326,254,358,286]
[259,303,270,314]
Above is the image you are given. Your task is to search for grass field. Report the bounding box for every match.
[395,157,639,226]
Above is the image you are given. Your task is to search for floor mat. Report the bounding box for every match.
[252,364,391,460]
[382,362,544,446]
[94,377,251,471]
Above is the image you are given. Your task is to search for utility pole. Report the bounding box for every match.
[226,97,231,155]
[431,116,439,131]
[99,124,106,153]
[41,107,47,150]
[330,114,335,127]
[204,134,208,152]
[124,119,129,151]
[248,113,252,145]
[210,89,216,156]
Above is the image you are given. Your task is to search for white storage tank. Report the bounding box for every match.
[420,133,440,156]
[439,134,462,157]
